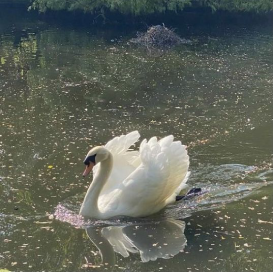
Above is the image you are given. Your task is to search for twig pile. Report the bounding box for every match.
[130,25,191,50]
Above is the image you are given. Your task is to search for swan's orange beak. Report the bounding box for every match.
[82,163,94,177]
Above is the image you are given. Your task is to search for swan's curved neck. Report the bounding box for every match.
[80,152,113,218]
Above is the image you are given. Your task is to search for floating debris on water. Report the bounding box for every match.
[130,25,192,51]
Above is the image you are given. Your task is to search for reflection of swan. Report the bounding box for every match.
[86,219,187,264]
[80,131,189,219]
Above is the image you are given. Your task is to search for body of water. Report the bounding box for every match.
[0,8,273,272]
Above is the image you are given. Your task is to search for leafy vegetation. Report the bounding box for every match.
[7,0,273,14]
[202,0,273,12]
[29,0,192,14]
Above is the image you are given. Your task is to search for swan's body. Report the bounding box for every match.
[79,131,189,219]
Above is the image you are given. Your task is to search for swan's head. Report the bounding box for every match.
[82,146,109,177]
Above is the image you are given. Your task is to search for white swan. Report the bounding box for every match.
[79,131,190,219]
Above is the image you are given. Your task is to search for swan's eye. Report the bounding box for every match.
[84,154,97,166]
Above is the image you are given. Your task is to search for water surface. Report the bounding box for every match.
[0,9,273,272]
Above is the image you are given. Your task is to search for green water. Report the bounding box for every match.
[1,9,273,272]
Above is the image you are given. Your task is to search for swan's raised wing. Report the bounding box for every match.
[104,130,140,166]
[96,131,141,195]
[119,135,189,217]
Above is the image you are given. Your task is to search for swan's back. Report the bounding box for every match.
[138,135,189,205]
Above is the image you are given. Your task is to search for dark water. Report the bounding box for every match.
[1,8,273,272]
